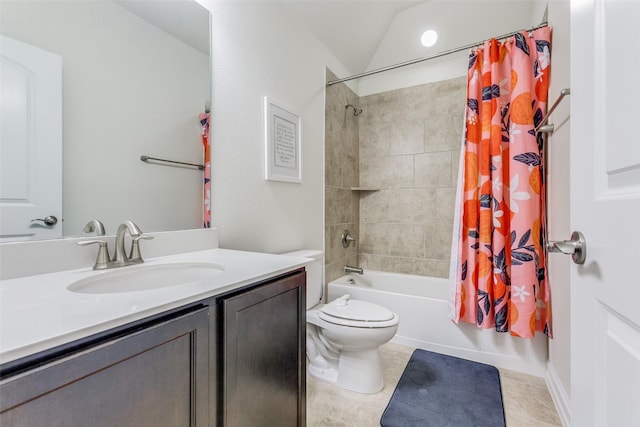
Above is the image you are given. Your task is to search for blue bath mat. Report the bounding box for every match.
[380,349,505,427]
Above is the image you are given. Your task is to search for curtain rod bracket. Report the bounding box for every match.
[537,124,555,133]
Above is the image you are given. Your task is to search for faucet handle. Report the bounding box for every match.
[128,235,154,264]
[77,240,110,270]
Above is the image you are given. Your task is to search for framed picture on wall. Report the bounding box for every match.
[264,96,302,183]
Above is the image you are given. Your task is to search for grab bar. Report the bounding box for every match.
[535,88,571,134]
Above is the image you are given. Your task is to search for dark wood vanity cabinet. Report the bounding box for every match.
[218,269,306,427]
[0,306,210,427]
[0,268,306,427]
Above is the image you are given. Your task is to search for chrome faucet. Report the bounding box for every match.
[344,265,364,275]
[77,220,153,270]
[112,221,143,267]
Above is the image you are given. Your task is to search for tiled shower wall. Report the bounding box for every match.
[324,73,466,282]
[357,76,467,278]
[324,69,360,284]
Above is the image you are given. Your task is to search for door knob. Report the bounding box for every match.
[31,215,58,226]
[547,231,586,264]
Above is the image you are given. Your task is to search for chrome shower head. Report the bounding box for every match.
[345,103,363,116]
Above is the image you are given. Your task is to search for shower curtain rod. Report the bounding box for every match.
[326,22,549,86]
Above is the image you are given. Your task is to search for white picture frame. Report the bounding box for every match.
[264,96,302,183]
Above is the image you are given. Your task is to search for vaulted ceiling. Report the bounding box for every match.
[281,1,545,76]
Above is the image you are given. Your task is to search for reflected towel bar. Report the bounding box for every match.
[535,88,571,134]
[140,155,204,170]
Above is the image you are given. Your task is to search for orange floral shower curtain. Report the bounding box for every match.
[452,27,552,338]
[199,112,211,228]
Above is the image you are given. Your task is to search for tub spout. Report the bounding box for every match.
[344,265,364,275]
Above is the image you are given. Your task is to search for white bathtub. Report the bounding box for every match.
[328,270,548,376]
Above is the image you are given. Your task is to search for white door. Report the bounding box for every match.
[0,35,62,241]
[571,1,640,426]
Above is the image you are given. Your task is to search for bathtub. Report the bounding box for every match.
[328,270,548,376]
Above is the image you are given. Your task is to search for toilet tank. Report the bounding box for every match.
[281,250,323,309]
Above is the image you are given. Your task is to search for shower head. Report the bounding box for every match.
[345,103,363,116]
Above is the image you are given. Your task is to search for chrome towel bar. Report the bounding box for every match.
[140,155,204,170]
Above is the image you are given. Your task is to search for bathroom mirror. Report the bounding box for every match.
[0,0,210,241]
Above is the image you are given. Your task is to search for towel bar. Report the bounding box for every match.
[140,155,204,170]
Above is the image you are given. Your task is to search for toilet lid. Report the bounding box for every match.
[320,294,395,322]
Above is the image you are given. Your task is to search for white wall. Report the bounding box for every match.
[199,0,351,253]
[0,1,209,237]
[544,1,572,425]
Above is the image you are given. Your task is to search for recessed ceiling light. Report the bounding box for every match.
[421,29,438,47]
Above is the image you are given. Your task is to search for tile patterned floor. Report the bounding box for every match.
[307,342,562,427]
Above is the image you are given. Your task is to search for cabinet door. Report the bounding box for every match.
[0,307,209,427]
[221,271,306,427]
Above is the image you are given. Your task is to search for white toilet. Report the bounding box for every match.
[283,250,399,394]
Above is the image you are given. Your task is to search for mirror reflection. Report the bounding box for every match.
[0,0,210,241]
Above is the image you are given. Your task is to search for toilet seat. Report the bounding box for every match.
[319,294,399,328]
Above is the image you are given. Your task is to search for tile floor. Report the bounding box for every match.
[307,342,562,427]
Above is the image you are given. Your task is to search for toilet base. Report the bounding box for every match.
[308,348,384,394]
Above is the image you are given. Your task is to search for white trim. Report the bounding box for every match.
[546,361,571,427]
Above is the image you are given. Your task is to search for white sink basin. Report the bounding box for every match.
[67,261,225,294]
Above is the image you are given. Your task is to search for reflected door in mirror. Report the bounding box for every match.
[0,36,62,242]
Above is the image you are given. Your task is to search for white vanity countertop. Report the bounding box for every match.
[0,248,309,366]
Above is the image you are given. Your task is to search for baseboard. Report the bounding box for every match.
[545,361,571,427]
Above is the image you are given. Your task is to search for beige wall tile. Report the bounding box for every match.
[360,223,389,255]
[357,253,384,271]
[329,76,467,280]
[324,186,342,225]
[413,258,450,278]
[324,261,345,286]
[324,69,360,285]
[425,217,453,260]
[435,187,457,223]
[341,154,358,188]
[324,108,340,152]
[389,224,425,258]
[452,147,462,188]
[424,113,464,153]
[359,125,389,159]
[324,226,335,264]
[388,188,437,223]
[327,188,355,224]
[360,155,414,188]
[380,256,417,276]
[389,118,425,155]
[414,151,452,188]
[325,146,341,187]
[360,190,390,223]
[341,119,359,160]
[359,99,394,129]
[325,225,342,265]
